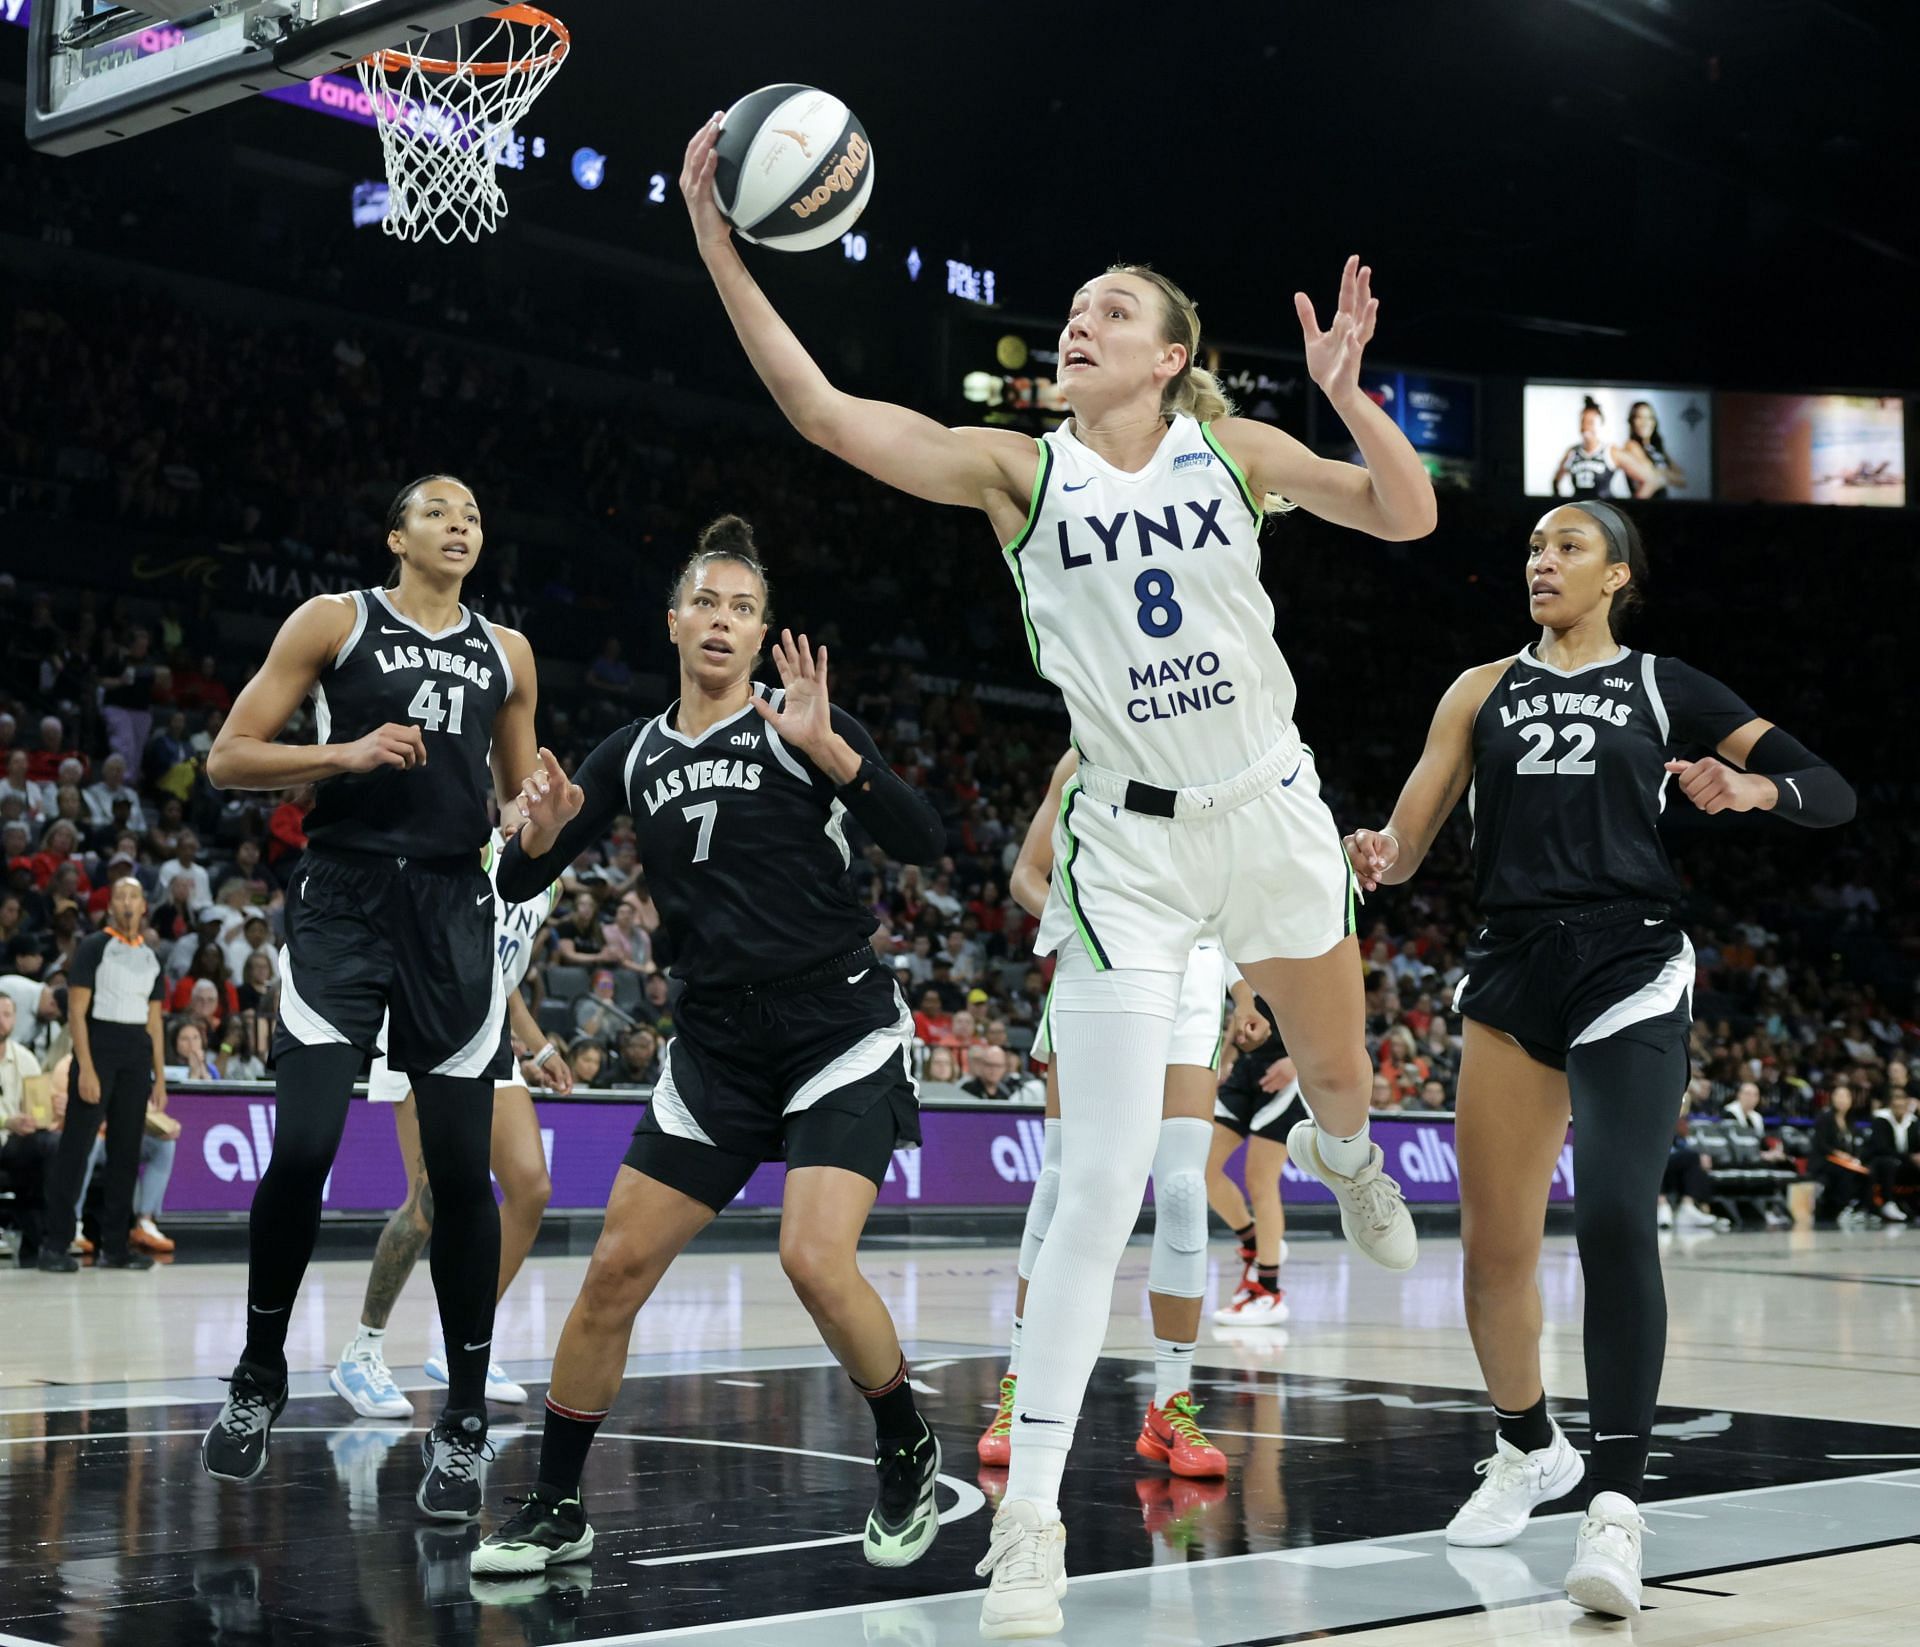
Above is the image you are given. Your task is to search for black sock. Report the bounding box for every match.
[243,1044,361,1378]
[1586,1433,1648,1501]
[856,1358,921,1450]
[413,1074,501,1413]
[1494,1393,1554,1455]
[1256,1264,1280,1292]
[1233,1221,1256,1249]
[537,1396,608,1498]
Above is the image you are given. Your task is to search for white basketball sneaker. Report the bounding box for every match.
[975,1499,1068,1639]
[425,1353,528,1405]
[1211,1284,1289,1326]
[1446,1425,1586,1546]
[1565,1491,1648,1616]
[1285,1120,1417,1271]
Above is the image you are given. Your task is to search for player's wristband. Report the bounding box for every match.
[531,1042,558,1069]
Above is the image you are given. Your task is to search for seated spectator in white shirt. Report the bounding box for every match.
[160,832,212,910]
[923,871,963,921]
[943,928,982,987]
[0,750,48,828]
[83,754,147,832]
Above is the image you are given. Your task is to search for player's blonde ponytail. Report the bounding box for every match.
[1111,263,1295,518]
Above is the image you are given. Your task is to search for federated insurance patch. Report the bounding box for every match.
[1172,451,1216,472]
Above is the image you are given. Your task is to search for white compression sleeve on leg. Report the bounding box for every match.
[1016,1118,1063,1283]
[1007,961,1181,1518]
[1147,1115,1213,1300]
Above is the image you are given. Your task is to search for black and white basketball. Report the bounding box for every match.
[712,84,874,252]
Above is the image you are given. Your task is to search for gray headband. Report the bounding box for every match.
[1570,500,1631,564]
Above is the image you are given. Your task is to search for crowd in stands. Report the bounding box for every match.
[3,196,1917,1252]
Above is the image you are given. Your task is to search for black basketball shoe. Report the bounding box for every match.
[864,1417,942,1568]
[201,1363,289,1482]
[418,1408,494,1520]
[470,1487,595,1576]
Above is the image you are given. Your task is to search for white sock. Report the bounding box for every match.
[1317,1119,1373,1178]
[350,1323,385,1358]
[1007,1316,1023,1378]
[1007,967,1179,1517]
[1152,1337,1196,1407]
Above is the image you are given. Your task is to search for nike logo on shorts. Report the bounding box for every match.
[1062,479,1093,492]
[646,749,671,765]
[477,892,493,906]
[1643,918,1662,926]
[847,969,869,985]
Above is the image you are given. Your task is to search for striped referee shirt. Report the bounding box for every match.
[68,928,164,1025]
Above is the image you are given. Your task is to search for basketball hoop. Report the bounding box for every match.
[355,4,570,245]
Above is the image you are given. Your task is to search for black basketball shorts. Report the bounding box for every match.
[625,951,922,1212]
[272,844,510,1081]
[1452,904,1695,1073]
[1214,1060,1309,1142]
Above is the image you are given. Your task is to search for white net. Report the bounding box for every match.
[355,5,569,245]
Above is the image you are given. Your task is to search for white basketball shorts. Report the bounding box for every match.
[1032,941,1228,1069]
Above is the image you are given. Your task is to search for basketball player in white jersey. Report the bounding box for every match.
[332,829,572,1424]
[682,116,1437,1637]
[978,751,1264,1482]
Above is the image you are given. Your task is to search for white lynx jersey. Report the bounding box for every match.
[1002,414,1296,788]
[482,830,559,995]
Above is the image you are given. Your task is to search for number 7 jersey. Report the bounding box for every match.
[1001,413,1297,788]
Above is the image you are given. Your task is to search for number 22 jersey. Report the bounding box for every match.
[1003,413,1295,789]
[1468,645,1758,922]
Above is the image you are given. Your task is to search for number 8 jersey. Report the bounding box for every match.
[302,588,517,860]
[1468,645,1759,921]
[1003,414,1296,788]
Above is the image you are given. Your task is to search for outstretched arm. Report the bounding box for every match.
[1213,258,1436,542]
[681,118,1036,523]
[1346,661,1505,890]
[1009,750,1079,919]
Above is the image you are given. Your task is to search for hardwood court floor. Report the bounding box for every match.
[1,1227,1915,1645]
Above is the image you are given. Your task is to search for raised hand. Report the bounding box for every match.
[1296,255,1379,404]
[1664,758,1775,816]
[751,630,834,758]
[1344,826,1400,892]
[679,112,734,256]
[517,746,585,848]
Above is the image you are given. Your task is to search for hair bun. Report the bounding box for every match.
[697,514,757,556]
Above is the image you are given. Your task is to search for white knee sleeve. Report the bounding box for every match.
[1017,1118,1063,1282]
[1148,1116,1213,1299]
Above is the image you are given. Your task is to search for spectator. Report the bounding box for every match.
[165,1017,221,1082]
[235,949,277,1015]
[639,972,675,1036]
[928,955,964,1012]
[960,1044,1019,1101]
[553,892,607,968]
[600,895,653,975]
[924,870,962,921]
[609,1026,661,1086]
[0,980,68,1067]
[1866,1088,1919,1221]
[943,927,983,987]
[227,838,274,906]
[1811,1085,1880,1227]
[98,629,162,773]
[142,709,194,795]
[567,1039,605,1087]
[912,988,952,1046]
[0,750,48,827]
[222,913,274,987]
[169,945,238,1033]
[0,991,56,1265]
[1410,1078,1452,1113]
[922,1044,960,1085]
[158,830,212,909]
[27,715,78,785]
[571,970,622,1045]
[903,932,936,989]
[1371,1073,1398,1114]
[266,785,311,872]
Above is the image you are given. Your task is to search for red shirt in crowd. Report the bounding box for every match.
[268,799,309,864]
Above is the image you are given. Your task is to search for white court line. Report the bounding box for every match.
[1203,1427,1344,1444]
[604,1431,984,1566]
[1826,1452,1920,1459]
[712,1380,763,1388]
[1,1632,54,1647]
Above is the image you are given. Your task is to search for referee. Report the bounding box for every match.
[39,877,167,1274]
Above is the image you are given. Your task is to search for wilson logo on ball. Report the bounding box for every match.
[713,83,875,253]
[790,133,870,219]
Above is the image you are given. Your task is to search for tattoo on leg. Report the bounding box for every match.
[361,1177,434,1329]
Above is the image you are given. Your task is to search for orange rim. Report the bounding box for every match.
[369,4,569,76]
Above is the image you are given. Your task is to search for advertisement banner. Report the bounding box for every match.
[1524,382,1712,502]
[1716,393,1906,506]
[155,1089,1573,1213]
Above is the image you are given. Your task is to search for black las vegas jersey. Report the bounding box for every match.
[1469,645,1758,922]
[1561,444,1618,499]
[499,688,941,989]
[302,588,516,859]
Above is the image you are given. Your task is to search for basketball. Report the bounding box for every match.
[711,84,874,252]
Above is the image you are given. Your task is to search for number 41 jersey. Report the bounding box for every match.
[1468,645,1758,922]
[303,588,516,861]
[1004,413,1294,789]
